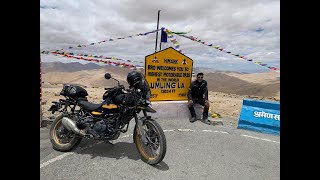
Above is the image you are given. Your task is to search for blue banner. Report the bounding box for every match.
[161,29,167,42]
[238,98,280,135]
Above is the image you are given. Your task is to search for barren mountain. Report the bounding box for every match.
[42,62,133,88]
[204,71,280,97]
[42,62,103,72]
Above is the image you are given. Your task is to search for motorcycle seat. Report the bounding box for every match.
[78,100,103,111]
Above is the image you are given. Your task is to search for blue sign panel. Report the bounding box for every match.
[238,98,280,135]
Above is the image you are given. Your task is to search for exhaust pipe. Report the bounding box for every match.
[62,117,86,136]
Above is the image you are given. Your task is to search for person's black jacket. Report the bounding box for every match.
[187,80,208,100]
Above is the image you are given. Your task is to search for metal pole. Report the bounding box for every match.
[160,31,162,51]
[155,10,161,52]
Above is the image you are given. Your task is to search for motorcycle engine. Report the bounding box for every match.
[93,120,107,138]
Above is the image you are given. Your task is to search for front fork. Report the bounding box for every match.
[135,110,150,145]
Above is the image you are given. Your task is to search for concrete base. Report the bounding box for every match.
[147,101,191,119]
[148,101,224,126]
[194,103,204,120]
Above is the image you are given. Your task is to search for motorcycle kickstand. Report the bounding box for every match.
[105,140,114,145]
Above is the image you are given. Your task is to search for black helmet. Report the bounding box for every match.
[127,71,141,87]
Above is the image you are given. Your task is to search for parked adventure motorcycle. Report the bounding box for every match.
[48,72,167,165]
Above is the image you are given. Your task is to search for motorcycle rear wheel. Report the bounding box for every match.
[133,119,167,165]
[49,114,82,152]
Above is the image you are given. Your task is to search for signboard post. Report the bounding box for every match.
[145,47,193,101]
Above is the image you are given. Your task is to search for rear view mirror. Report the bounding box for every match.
[104,73,111,79]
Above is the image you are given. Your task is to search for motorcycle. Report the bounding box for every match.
[48,73,167,165]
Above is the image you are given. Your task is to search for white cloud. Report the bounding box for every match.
[40,0,280,73]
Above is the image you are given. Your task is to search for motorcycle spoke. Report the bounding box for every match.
[143,125,151,136]
[145,144,158,157]
[147,134,158,143]
[148,131,158,139]
[149,142,159,152]
[54,123,74,144]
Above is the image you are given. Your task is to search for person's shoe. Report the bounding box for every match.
[202,116,210,124]
[190,116,197,123]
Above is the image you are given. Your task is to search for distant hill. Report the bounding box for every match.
[42,62,103,73]
[41,62,136,88]
[192,67,244,74]
[204,72,279,97]
[42,62,271,76]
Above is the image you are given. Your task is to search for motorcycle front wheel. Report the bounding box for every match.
[133,119,167,165]
[49,114,82,152]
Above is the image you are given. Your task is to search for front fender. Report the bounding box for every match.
[137,106,156,113]
[135,115,150,145]
[139,116,152,121]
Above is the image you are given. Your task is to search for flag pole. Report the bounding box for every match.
[160,28,162,51]
[155,10,161,52]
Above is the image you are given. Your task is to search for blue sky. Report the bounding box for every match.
[40,0,280,73]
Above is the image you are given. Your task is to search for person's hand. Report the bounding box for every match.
[205,100,209,107]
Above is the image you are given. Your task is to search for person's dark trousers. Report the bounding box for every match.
[188,99,196,117]
[188,106,196,117]
[203,106,209,119]
[189,99,210,119]
[188,100,197,122]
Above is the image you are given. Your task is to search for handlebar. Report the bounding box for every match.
[104,85,125,91]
